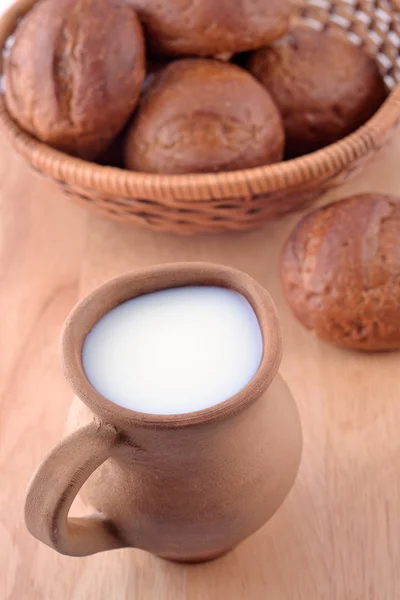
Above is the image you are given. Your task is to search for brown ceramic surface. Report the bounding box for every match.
[25,263,302,560]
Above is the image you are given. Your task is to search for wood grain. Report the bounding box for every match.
[1,129,400,599]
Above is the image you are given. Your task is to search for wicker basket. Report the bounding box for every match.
[1,0,400,234]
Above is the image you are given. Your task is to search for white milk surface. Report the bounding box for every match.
[82,286,263,415]
[0,1,13,15]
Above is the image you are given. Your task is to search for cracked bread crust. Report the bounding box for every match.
[5,0,145,160]
[281,194,400,350]
[124,59,285,174]
[248,28,387,157]
[130,0,290,57]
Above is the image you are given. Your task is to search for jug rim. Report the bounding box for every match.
[61,262,282,429]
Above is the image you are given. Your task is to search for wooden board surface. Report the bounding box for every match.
[1,130,400,600]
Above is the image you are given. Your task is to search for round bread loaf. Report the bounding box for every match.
[130,0,290,56]
[281,194,400,350]
[248,28,386,157]
[5,0,145,160]
[124,59,285,174]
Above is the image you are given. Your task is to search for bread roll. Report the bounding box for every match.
[248,28,386,157]
[281,194,400,350]
[124,59,285,174]
[5,0,145,160]
[130,0,290,56]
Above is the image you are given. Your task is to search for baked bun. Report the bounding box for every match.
[130,0,290,56]
[281,194,400,350]
[5,0,145,160]
[248,28,386,157]
[124,59,285,174]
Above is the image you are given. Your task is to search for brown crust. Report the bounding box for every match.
[281,194,400,350]
[248,27,387,157]
[130,0,290,57]
[5,0,145,160]
[124,58,285,174]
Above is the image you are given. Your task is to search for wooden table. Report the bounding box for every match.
[1,129,400,600]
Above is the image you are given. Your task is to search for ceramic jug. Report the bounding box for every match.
[25,263,302,562]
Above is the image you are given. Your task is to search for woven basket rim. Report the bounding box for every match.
[1,0,400,202]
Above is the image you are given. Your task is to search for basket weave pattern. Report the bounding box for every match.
[1,0,400,234]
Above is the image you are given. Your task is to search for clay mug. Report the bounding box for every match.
[25,262,302,562]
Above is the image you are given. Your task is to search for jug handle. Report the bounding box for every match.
[24,420,126,556]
